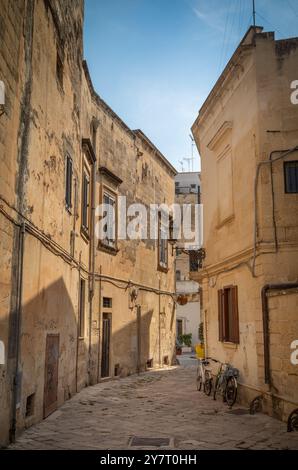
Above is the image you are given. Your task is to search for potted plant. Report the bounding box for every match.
[179,333,192,353]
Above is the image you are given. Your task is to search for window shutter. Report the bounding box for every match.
[218,289,224,342]
[231,286,239,344]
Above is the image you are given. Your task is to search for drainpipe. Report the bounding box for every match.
[261,283,298,386]
[97,265,102,382]
[75,252,82,393]
[88,160,96,383]
[10,222,25,443]
[136,305,141,374]
[158,279,161,367]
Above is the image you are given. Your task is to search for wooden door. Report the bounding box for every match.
[101,314,111,378]
[44,334,59,418]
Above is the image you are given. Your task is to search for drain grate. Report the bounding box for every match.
[129,436,171,447]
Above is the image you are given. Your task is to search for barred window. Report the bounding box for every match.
[103,297,112,308]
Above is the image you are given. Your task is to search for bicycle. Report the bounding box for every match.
[213,360,239,407]
[196,357,213,396]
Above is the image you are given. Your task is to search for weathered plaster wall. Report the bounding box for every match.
[0,0,176,446]
[192,29,298,419]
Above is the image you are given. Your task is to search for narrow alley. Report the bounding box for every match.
[9,362,298,450]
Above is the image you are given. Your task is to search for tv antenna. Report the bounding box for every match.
[183,157,193,172]
[182,135,195,172]
[253,0,256,27]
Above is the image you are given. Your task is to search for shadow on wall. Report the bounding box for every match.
[16,277,84,433]
[109,307,155,376]
[2,277,175,444]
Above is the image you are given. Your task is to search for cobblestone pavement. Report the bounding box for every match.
[9,363,298,450]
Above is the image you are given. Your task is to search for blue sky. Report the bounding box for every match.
[84,0,298,171]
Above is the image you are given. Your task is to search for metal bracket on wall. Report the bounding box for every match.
[249,395,264,415]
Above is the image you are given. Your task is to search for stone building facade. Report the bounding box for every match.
[0,0,176,446]
[175,172,201,347]
[191,27,298,421]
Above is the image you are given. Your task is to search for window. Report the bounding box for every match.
[103,297,112,308]
[65,155,72,210]
[176,270,181,281]
[218,286,239,344]
[81,168,90,233]
[158,214,168,270]
[79,279,85,337]
[284,161,298,193]
[103,192,116,248]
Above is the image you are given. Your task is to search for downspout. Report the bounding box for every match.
[9,0,35,443]
[261,283,298,386]
[158,279,161,367]
[97,265,102,382]
[75,252,82,393]
[88,158,96,383]
[10,222,25,442]
[136,305,141,374]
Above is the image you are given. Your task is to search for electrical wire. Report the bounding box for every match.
[0,195,175,298]
[256,11,287,38]
[285,0,298,19]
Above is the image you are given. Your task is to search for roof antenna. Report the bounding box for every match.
[253,0,256,27]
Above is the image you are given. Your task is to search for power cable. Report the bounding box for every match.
[285,0,298,19]
[256,11,287,38]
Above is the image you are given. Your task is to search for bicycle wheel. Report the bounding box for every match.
[213,376,219,400]
[225,376,237,407]
[204,371,213,396]
[196,367,203,391]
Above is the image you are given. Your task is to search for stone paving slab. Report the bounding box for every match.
[9,365,298,450]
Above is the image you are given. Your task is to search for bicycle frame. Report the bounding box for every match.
[197,359,209,386]
[214,362,239,397]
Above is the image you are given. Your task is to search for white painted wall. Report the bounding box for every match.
[176,301,200,346]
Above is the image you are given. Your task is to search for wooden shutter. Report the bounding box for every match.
[218,289,224,341]
[231,286,239,344]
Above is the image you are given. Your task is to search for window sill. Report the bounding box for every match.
[157,264,169,273]
[222,341,238,349]
[80,226,90,243]
[98,241,119,256]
